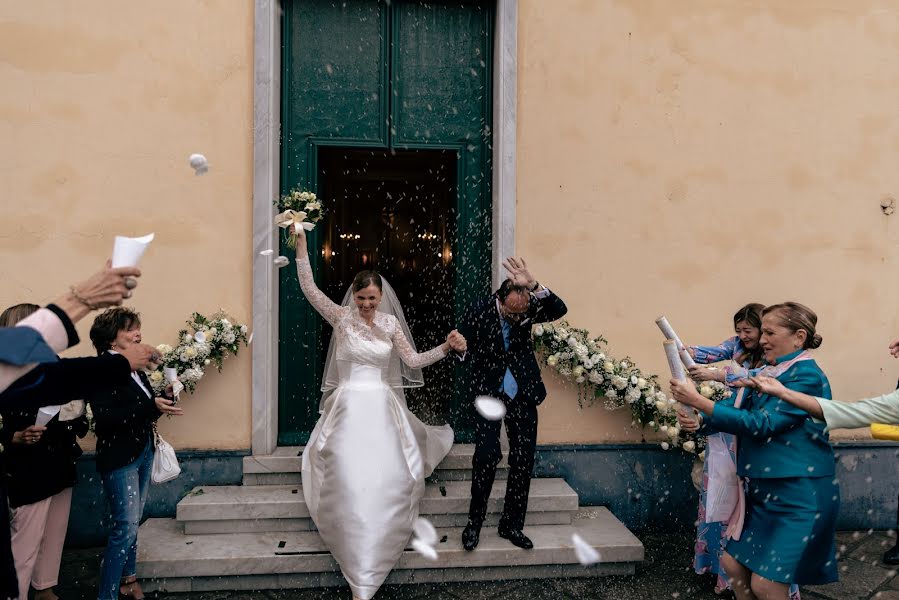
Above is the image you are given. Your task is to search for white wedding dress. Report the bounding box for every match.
[295,256,454,599]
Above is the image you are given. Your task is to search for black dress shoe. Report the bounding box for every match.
[884,542,899,565]
[498,527,533,550]
[462,522,481,551]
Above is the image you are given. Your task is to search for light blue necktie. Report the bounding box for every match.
[500,319,518,400]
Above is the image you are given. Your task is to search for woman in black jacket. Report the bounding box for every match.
[1,304,90,600]
[86,308,182,600]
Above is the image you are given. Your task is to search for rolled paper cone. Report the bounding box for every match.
[679,348,697,369]
[112,233,155,268]
[664,340,686,382]
[655,316,686,350]
[35,405,61,427]
[164,367,179,384]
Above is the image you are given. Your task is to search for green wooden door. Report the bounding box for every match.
[279,0,493,445]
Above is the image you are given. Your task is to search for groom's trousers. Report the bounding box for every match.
[468,394,538,532]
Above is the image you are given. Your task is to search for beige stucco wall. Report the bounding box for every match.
[0,2,254,450]
[521,0,899,443]
[3,1,899,451]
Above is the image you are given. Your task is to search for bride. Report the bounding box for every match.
[289,225,465,600]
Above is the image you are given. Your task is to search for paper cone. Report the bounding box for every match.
[36,405,62,427]
[112,233,155,268]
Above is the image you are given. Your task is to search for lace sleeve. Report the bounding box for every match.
[295,256,346,326]
[391,322,448,369]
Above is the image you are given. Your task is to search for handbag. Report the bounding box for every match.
[871,423,899,441]
[151,424,181,484]
[704,434,740,523]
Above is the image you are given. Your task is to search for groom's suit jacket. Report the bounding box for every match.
[457,291,567,407]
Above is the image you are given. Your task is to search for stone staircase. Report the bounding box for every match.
[136,445,644,594]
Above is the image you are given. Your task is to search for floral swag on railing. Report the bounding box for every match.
[147,311,250,396]
[532,321,731,455]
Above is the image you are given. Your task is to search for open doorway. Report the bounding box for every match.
[317,147,458,424]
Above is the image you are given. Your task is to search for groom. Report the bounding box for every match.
[456,257,567,551]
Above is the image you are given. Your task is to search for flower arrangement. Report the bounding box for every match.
[147,311,250,396]
[533,320,732,454]
[274,188,324,248]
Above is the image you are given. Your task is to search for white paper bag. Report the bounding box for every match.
[704,435,740,523]
[35,405,61,427]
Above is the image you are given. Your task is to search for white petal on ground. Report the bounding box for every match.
[410,538,438,561]
[474,396,506,421]
[572,533,601,565]
[273,256,290,268]
[259,249,274,256]
[412,517,438,547]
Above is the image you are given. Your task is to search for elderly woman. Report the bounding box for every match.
[0,304,90,600]
[671,302,838,600]
[743,337,899,567]
[86,308,183,600]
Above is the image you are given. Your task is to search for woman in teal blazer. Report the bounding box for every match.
[672,302,839,600]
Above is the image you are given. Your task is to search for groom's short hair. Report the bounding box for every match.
[496,279,529,303]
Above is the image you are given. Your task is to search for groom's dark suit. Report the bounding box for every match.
[457,287,567,535]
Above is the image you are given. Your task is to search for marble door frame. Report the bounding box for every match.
[250,0,518,455]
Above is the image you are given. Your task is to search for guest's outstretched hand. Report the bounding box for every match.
[669,378,703,408]
[743,375,788,399]
[120,343,162,371]
[688,365,719,382]
[890,337,899,358]
[155,397,184,416]
[676,408,700,433]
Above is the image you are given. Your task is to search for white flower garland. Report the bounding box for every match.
[148,311,250,395]
[533,320,731,453]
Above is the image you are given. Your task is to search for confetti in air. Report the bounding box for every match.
[410,538,438,561]
[572,533,601,565]
[273,256,290,268]
[189,153,209,175]
[474,396,506,421]
[413,517,438,547]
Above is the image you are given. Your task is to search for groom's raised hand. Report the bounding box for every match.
[502,257,536,290]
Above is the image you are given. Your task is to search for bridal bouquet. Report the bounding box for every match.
[274,188,325,248]
[147,311,250,395]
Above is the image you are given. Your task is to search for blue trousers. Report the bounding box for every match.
[98,442,153,600]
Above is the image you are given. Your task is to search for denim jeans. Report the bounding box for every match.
[98,441,153,600]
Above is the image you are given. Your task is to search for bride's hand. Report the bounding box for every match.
[447,330,467,353]
[289,224,308,255]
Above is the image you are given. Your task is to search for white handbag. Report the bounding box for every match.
[151,425,181,484]
[704,434,740,523]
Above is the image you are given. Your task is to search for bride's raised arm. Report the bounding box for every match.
[291,226,346,326]
[391,323,452,369]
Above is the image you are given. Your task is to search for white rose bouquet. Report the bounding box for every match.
[274,188,325,248]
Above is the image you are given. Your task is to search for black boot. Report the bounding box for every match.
[462,521,481,551]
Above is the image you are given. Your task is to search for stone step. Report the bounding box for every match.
[137,508,644,593]
[177,478,578,535]
[242,444,507,485]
